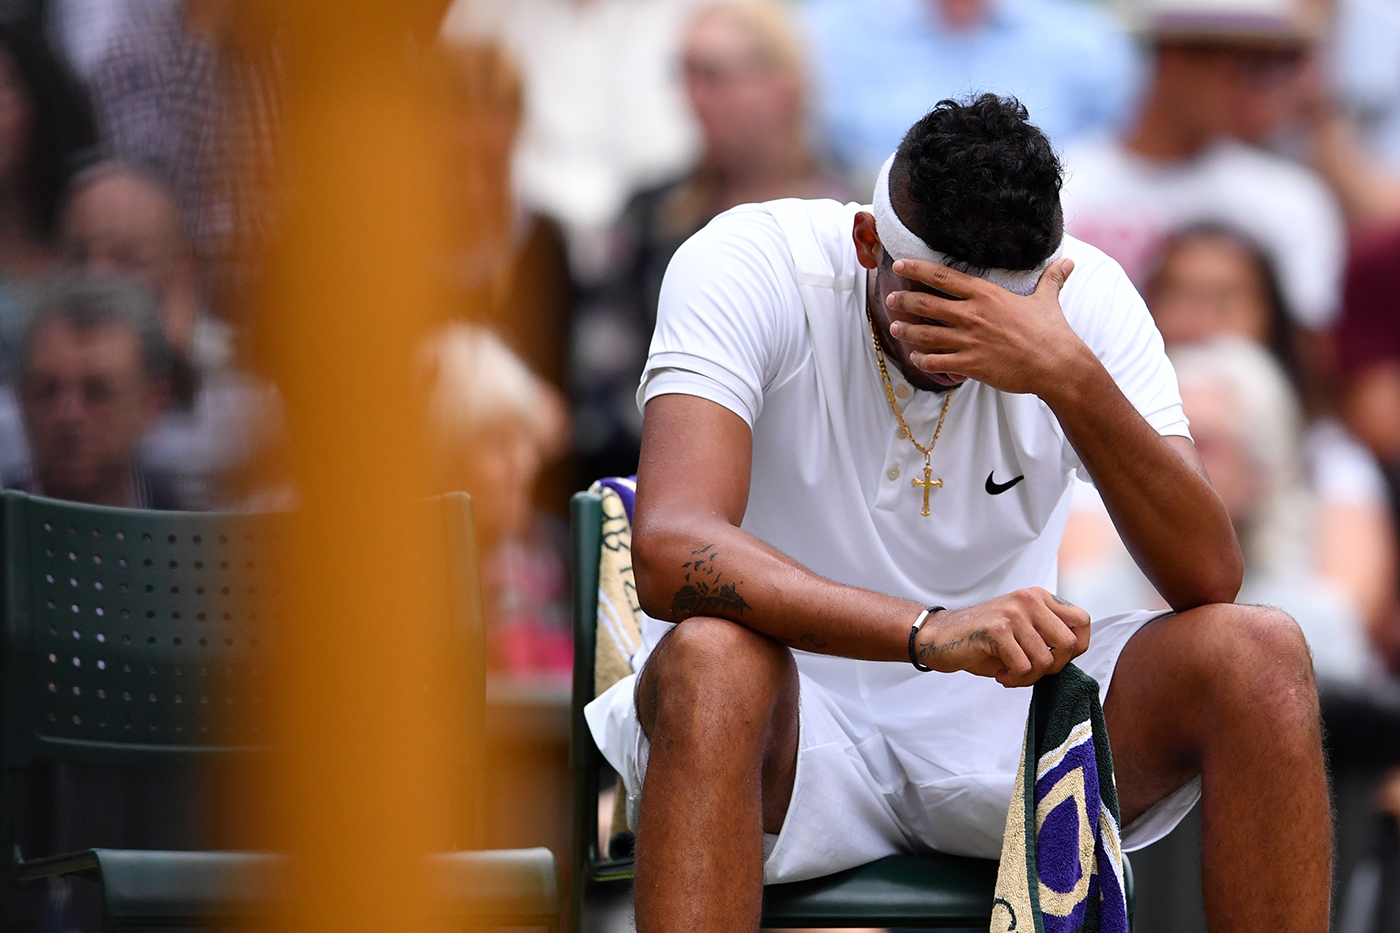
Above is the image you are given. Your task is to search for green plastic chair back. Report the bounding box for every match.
[1,491,281,765]
[0,491,499,920]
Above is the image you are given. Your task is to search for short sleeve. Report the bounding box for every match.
[1060,241,1191,479]
[637,207,806,428]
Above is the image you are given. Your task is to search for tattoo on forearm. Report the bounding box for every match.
[799,633,828,650]
[671,544,750,618]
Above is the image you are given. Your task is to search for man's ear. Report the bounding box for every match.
[852,211,883,270]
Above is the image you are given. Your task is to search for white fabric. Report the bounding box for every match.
[588,609,1196,882]
[871,153,1063,297]
[1304,418,1390,508]
[586,197,1196,873]
[1061,137,1346,329]
[440,0,702,275]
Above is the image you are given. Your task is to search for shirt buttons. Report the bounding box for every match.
[897,426,910,439]
[887,467,900,480]
[895,385,910,399]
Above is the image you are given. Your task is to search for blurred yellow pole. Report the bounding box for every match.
[250,2,463,932]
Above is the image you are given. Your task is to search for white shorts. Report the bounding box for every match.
[584,609,1200,885]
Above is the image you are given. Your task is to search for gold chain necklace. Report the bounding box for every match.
[865,303,952,516]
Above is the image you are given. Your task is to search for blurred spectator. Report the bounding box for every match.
[85,0,285,318]
[803,0,1140,184]
[46,0,176,79]
[423,324,571,678]
[1143,224,1397,631]
[0,21,99,374]
[439,39,574,396]
[1290,0,1400,230]
[1062,338,1375,683]
[440,0,703,278]
[62,161,283,508]
[1060,0,1346,332]
[1337,223,1400,668]
[1329,0,1400,168]
[0,162,284,507]
[573,0,850,482]
[1062,222,1397,650]
[4,277,184,510]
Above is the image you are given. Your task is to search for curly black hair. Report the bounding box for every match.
[0,22,99,244]
[890,94,1063,271]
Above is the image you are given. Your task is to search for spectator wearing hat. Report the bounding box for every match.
[1060,0,1346,335]
[803,0,1140,185]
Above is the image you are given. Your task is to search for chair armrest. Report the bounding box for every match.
[16,846,559,926]
[19,849,284,922]
[431,847,559,922]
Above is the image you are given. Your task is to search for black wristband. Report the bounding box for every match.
[908,606,945,672]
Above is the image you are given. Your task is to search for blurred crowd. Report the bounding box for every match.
[4,0,1400,894]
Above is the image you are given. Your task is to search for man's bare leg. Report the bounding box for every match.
[633,616,800,933]
[1106,603,1331,931]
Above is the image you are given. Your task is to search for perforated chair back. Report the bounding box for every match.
[1,492,280,765]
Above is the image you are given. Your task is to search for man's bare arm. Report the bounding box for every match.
[632,393,1090,687]
[886,257,1243,610]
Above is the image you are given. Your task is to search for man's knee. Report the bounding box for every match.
[1188,603,1319,724]
[636,616,796,739]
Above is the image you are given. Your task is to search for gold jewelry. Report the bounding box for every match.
[865,303,953,516]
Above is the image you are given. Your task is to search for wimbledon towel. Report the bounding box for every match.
[588,476,644,698]
[993,663,1130,933]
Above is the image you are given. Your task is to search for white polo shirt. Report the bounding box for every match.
[632,199,1187,667]
[585,198,1194,863]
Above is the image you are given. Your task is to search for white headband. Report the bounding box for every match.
[871,153,1063,297]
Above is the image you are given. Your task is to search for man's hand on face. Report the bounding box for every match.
[913,589,1091,688]
[884,257,1095,400]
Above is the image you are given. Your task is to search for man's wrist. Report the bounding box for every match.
[909,606,947,672]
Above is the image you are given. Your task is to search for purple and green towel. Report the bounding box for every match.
[993,663,1129,933]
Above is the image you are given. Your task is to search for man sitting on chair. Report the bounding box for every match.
[583,95,1330,932]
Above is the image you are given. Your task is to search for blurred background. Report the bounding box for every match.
[0,0,1398,929]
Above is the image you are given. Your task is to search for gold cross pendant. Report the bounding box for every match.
[911,462,943,516]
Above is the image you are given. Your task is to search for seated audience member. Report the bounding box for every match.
[803,0,1139,182]
[1060,0,1345,333]
[4,277,183,510]
[1061,223,1398,636]
[440,40,573,395]
[576,0,850,482]
[0,22,99,479]
[1062,337,1375,683]
[439,0,700,275]
[423,324,571,677]
[56,161,283,509]
[1336,223,1400,669]
[589,96,1327,933]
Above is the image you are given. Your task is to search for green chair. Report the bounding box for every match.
[568,490,1133,931]
[1,489,559,930]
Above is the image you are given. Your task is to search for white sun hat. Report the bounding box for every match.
[1133,0,1320,44]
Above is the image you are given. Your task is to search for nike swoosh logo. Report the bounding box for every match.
[985,471,1025,495]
